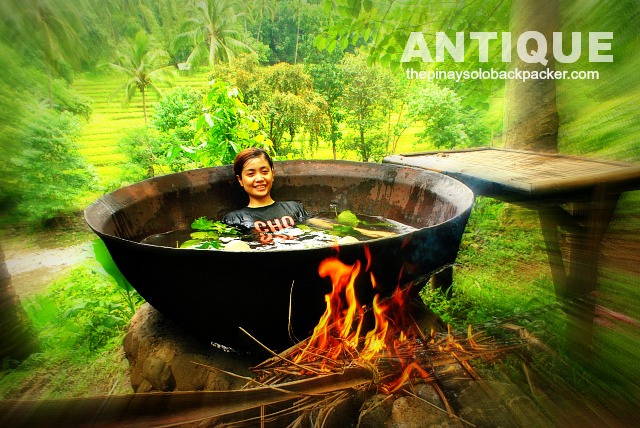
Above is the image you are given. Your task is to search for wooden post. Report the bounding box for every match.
[538,185,620,359]
[430,267,454,298]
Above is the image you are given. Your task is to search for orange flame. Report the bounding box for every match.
[294,246,432,392]
[382,361,430,394]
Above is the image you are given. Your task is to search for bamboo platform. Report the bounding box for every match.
[384,147,640,359]
[384,147,640,200]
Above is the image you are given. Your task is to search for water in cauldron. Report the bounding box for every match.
[140,212,417,251]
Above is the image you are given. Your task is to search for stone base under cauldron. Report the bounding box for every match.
[123,303,261,393]
[122,304,557,427]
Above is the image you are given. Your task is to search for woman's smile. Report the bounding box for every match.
[238,156,275,207]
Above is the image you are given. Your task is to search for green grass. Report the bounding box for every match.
[418,195,640,419]
[421,197,556,328]
[0,264,143,399]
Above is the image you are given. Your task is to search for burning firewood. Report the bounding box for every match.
[212,255,526,427]
[0,250,530,427]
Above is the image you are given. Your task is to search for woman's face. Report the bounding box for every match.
[237,155,274,205]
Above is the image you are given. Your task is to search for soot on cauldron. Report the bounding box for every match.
[84,160,474,350]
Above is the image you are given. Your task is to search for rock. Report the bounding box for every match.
[142,356,174,391]
[454,380,551,428]
[358,389,456,428]
[414,383,442,404]
[390,396,456,428]
[170,354,209,391]
[123,303,260,393]
[136,379,153,393]
[358,394,394,427]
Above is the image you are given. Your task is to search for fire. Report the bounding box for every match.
[382,361,430,394]
[293,247,431,392]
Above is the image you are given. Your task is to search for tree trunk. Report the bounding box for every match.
[0,244,38,361]
[329,114,337,160]
[209,33,216,69]
[142,87,148,126]
[503,0,559,152]
[294,10,301,65]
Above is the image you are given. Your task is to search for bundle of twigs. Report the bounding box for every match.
[215,323,526,427]
[0,323,529,428]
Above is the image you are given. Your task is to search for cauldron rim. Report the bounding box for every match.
[84,160,475,253]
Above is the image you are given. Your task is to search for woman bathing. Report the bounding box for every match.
[222,148,393,251]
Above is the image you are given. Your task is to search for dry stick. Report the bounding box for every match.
[254,336,315,370]
[317,390,352,428]
[0,367,375,428]
[221,399,311,428]
[287,280,300,344]
[192,361,258,385]
[450,352,478,381]
[239,327,325,375]
[192,362,304,395]
[224,390,351,428]
[432,381,457,419]
[522,362,539,400]
[402,388,477,428]
[410,314,428,341]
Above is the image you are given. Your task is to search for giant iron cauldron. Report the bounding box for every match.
[85,161,474,350]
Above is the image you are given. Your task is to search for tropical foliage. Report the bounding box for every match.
[108,30,175,125]
[338,52,394,162]
[174,0,252,69]
[180,79,272,167]
[1,0,88,107]
[6,108,97,224]
[407,84,488,149]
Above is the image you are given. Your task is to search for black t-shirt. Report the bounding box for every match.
[222,201,310,234]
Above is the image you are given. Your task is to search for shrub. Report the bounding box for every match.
[7,108,97,224]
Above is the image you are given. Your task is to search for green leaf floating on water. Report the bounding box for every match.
[190,231,219,240]
[331,224,357,237]
[180,239,222,249]
[191,217,239,235]
[194,241,222,249]
[335,210,359,227]
[182,216,241,249]
[180,239,201,248]
[191,216,216,230]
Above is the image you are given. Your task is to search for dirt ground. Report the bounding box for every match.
[1,217,134,399]
[4,241,95,299]
[1,215,96,299]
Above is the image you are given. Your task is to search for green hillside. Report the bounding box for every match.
[73,72,211,188]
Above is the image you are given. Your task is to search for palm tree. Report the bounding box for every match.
[2,0,87,108]
[174,0,252,69]
[292,0,306,65]
[108,30,175,125]
[247,0,277,42]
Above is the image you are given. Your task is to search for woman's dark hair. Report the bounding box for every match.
[233,147,274,177]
